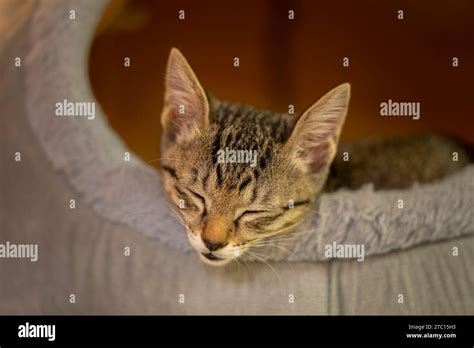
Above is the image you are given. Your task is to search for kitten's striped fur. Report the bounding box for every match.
[209,101,296,191]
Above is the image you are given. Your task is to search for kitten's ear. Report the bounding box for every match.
[161,48,209,144]
[285,83,350,174]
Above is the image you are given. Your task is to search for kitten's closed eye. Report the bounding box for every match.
[236,210,273,221]
[187,188,205,204]
[186,188,207,215]
[235,210,283,228]
[162,165,178,179]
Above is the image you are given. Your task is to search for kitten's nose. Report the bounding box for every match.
[202,237,228,251]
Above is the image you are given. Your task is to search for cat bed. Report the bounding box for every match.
[2,0,474,316]
[22,0,474,261]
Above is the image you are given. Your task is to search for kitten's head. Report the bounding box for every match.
[160,48,350,266]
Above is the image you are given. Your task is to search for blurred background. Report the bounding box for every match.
[89,0,474,165]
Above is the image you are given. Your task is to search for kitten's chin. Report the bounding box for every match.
[198,252,233,267]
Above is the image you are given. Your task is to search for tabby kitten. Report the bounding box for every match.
[160,48,468,266]
[160,48,350,266]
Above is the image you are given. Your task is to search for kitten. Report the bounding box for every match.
[160,48,468,266]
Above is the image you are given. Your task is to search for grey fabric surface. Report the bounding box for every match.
[329,237,474,314]
[1,0,473,314]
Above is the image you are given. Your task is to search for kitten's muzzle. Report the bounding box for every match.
[202,252,223,261]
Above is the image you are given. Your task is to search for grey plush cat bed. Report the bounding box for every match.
[1,0,473,314]
[23,0,474,259]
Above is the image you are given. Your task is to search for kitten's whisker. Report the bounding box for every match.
[261,223,305,239]
[250,242,297,267]
[246,228,313,261]
[254,237,306,246]
[165,202,187,223]
[253,232,309,242]
[242,243,296,272]
[248,244,296,271]
[168,205,185,221]
[243,250,283,282]
[246,222,306,241]
[250,241,294,255]
[265,226,312,240]
[237,255,251,274]
[232,257,242,272]
[249,231,307,247]
[244,249,270,259]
